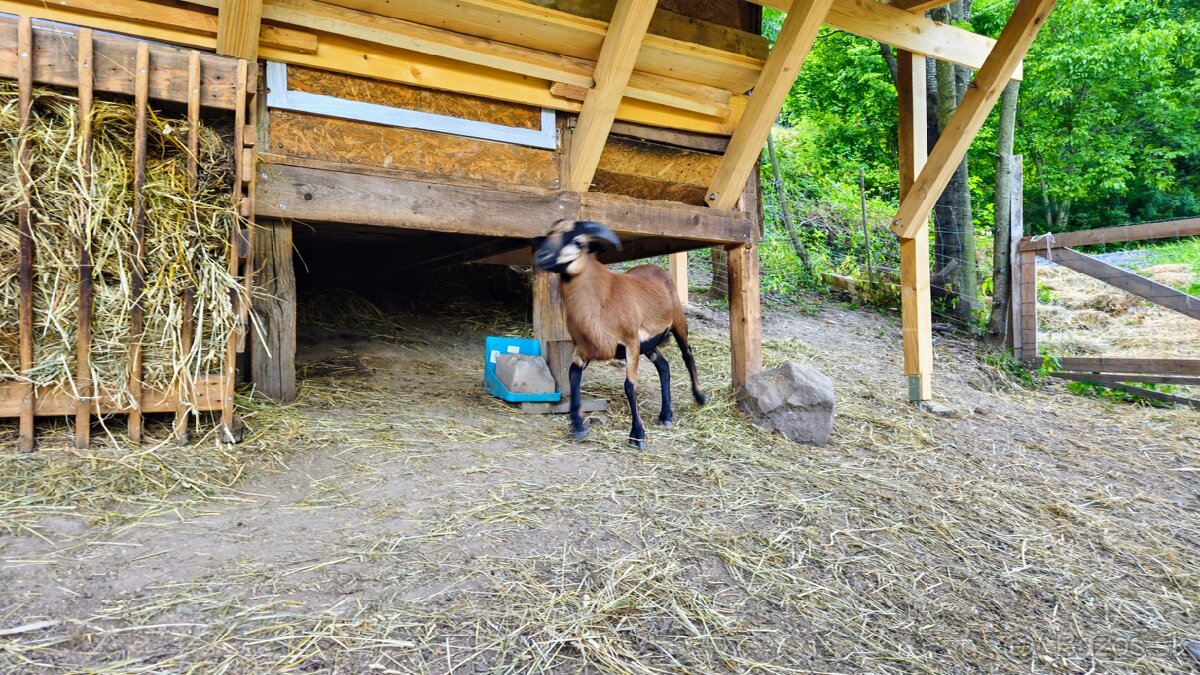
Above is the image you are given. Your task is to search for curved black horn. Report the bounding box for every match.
[576,220,623,251]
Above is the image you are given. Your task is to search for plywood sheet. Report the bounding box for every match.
[591,170,707,205]
[657,0,745,30]
[287,66,543,129]
[597,136,720,186]
[269,110,559,187]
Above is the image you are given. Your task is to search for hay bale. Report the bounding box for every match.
[0,84,244,412]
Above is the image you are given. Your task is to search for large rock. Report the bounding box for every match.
[737,362,835,446]
[496,353,557,394]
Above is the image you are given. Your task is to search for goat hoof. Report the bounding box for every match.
[694,391,707,405]
[658,417,672,428]
[627,438,646,450]
[572,429,589,442]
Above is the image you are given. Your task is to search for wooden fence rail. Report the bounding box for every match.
[1012,216,1200,406]
[1,16,253,450]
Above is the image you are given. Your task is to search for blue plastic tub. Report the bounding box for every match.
[484,336,562,403]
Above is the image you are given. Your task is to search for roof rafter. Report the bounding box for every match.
[891,0,1057,238]
[752,0,1022,81]
[565,0,657,192]
[706,0,834,210]
[885,0,952,12]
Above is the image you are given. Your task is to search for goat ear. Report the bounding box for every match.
[576,220,623,251]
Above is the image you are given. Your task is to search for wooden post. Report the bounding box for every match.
[897,50,932,402]
[1018,247,1038,363]
[127,42,149,444]
[16,16,35,451]
[727,242,761,389]
[174,51,202,444]
[532,267,573,392]
[668,252,688,306]
[75,28,94,449]
[1006,156,1025,356]
[250,219,297,401]
[221,59,249,443]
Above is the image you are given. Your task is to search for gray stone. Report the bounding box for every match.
[495,354,556,394]
[922,401,960,419]
[737,362,835,446]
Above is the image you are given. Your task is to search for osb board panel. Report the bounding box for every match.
[287,66,543,129]
[597,136,720,187]
[269,111,559,187]
[549,0,767,59]
[592,170,707,206]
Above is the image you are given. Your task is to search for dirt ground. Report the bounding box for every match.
[1,288,1198,673]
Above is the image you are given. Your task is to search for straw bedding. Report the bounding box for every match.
[0,289,1196,672]
[0,83,243,410]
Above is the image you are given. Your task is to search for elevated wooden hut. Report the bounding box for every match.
[0,0,1056,448]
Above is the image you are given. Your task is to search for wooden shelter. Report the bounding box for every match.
[1,0,1059,442]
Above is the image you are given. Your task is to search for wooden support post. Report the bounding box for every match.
[897,50,932,402]
[532,267,573,393]
[174,51,202,444]
[75,28,94,450]
[706,0,833,210]
[16,16,34,451]
[128,42,149,444]
[727,242,761,389]
[250,220,297,401]
[891,0,1057,239]
[669,252,688,306]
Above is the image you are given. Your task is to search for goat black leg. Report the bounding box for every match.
[569,359,587,441]
[673,332,706,405]
[624,349,645,449]
[646,349,672,427]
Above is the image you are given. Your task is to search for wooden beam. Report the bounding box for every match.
[16,16,34,452]
[0,13,243,109]
[1037,246,1200,320]
[1053,358,1200,377]
[566,0,657,191]
[753,0,1022,80]
[309,0,764,93]
[217,0,263,60]
[127,41,149,444]
[883,0,952,12]
[10,0,317,53]
[1019,217,1200,251]
[892,0,1056,238]
[728,242,762,389]
[257,161,754,243]
[75,28,94,450]
[897,50,932,402]
[706,0,833,210]
[1017,248,1038,361]
[0,379,226,418]
[1050,372,1200,388]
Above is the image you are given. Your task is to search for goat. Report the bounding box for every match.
[533,219,705,449]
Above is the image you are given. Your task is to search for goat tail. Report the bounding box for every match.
[671,304,706,405]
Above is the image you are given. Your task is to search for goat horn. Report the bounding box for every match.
[577,220,623,251]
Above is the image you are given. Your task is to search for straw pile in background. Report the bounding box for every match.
[0,83,244,411]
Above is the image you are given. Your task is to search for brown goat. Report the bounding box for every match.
[533,220,705,448]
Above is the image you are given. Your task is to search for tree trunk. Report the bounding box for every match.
[987,79,1020,342]
[766,130,810,270]
[879,42,898,88]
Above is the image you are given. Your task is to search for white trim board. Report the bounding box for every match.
[265,62,558,150]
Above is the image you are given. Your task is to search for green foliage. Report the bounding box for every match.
[1065,380,1178,407]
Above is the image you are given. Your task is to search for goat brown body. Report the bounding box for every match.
[561,257,684,362]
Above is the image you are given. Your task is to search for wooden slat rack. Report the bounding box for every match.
[0,16,255,450]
